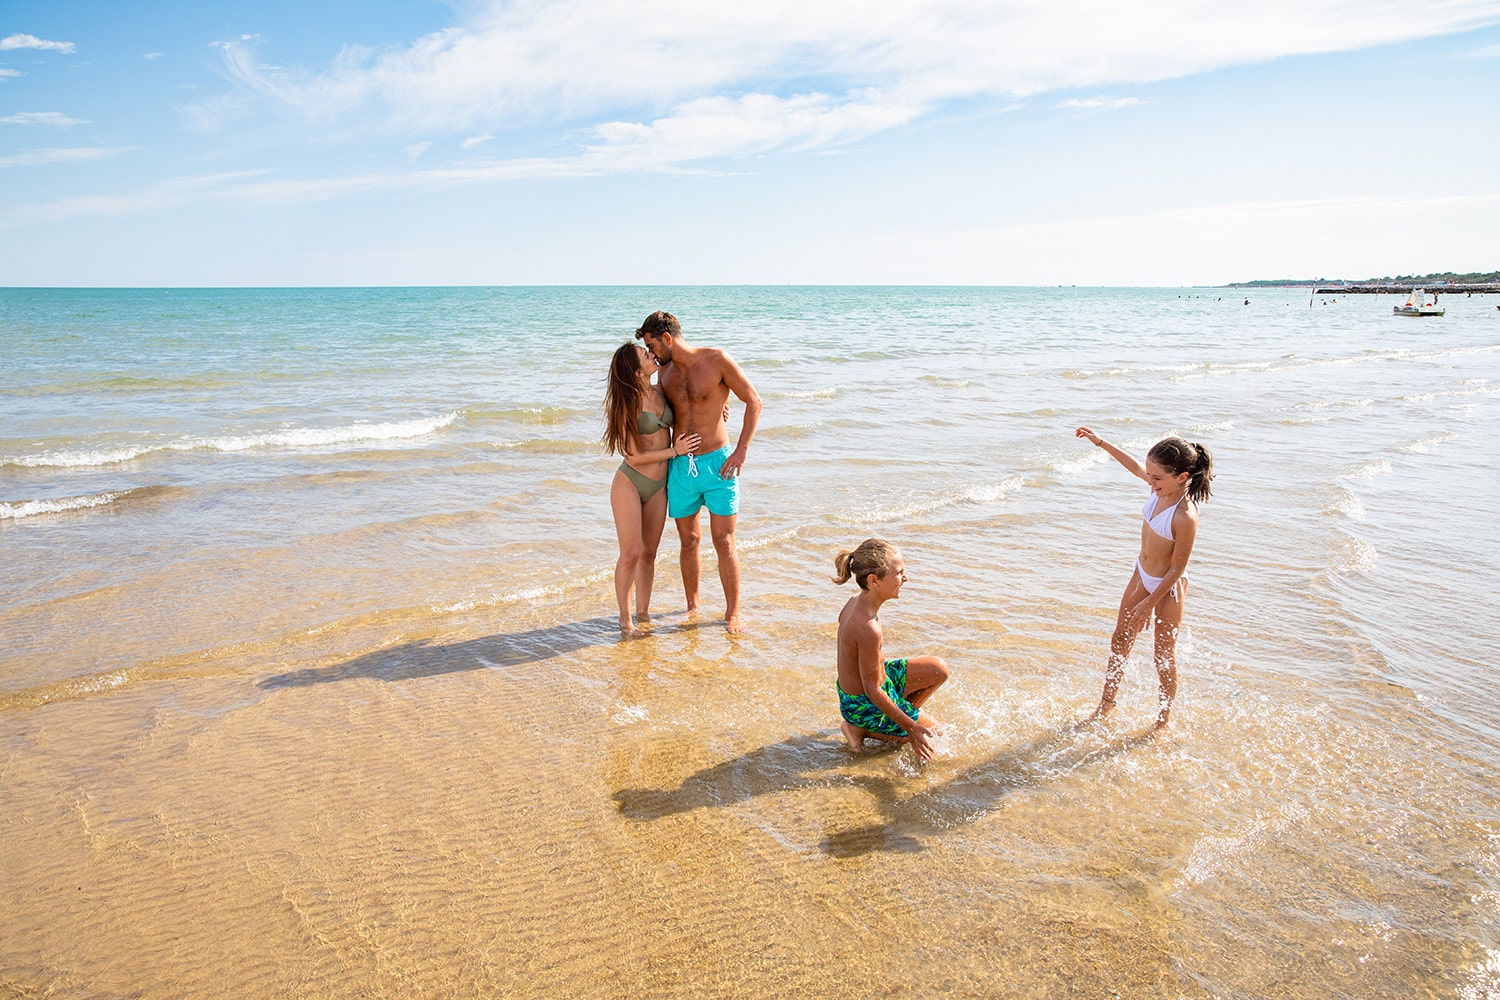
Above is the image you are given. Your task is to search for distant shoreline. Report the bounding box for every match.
[1230,271,1500,293]
[1230,282,1500,294]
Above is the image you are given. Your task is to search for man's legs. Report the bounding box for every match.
[709,512,741,632]
[675,514,701,613]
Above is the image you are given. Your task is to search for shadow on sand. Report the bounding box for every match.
[613,720,1163,859]
[613,734,854,820]
[259,615,710,689]
[819,724,1163,858]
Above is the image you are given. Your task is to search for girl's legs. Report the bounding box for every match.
[634,488,668,620]
[1090,573,1153,719]
[1151,579,1187,728]
[609,472,647,636]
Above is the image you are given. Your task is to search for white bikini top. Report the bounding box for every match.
[1142,494,1185,541]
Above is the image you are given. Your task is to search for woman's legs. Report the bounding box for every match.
[609,472,648,635]
[634,488,668,619]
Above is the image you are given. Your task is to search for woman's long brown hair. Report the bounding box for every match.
[602,343,647,457]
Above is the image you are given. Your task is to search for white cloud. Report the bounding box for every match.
[0,68,21,80]
[405,141,432,159]
[1,34,76,53]
[1057,96,1142,111]
[0,146,133,167]
[1,112,89,127]
[461,133,493,148]
[144,52,164,60]
[197,0,1500,149]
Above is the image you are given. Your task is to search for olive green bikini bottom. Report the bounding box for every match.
[619,461,667,502]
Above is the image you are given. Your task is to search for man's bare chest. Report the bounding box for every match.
[664,365,724,403]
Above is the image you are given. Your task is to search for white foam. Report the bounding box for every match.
[6,412,460,469]
[1335,532,1377,574]
[1341,459,1392,481]
[843,477,1023,525]
[1458,948,1500,1000]
[429,567,612,614]
[1399,431,1459,454]
[1327,486,1366,521]
[0,490,129,520]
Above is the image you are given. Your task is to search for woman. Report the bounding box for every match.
[603,343,700,637]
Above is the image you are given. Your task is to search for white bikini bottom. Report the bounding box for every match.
[1136,557,1184,600]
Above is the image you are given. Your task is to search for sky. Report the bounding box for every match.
[3,0,1499,286]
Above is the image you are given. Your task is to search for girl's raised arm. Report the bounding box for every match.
[1076,426,1147,481]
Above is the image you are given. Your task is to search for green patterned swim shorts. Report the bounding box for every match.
[836,658,917,738]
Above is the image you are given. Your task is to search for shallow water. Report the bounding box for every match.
[2,286,1498,997]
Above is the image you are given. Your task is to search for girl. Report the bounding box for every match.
[833,538,950,761]
[604,343,700,637]
[1074,428,1213,728]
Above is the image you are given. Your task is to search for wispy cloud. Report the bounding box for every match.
[1057,96,1142,111]
[4,171,275,228]
[1,112,89,127]
[18,0,1500,226]
[1,34,76,53]
[0,146,133,167]
[0,68,21,81]
[144,52,164,60]
[196,0,1500,148]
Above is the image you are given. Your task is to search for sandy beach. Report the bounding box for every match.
[3,286,1498,997]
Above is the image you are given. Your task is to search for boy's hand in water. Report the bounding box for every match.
[907,720,940,763]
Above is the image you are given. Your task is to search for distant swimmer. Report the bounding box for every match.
[832,538,950,762]
[1073,429,1214,729]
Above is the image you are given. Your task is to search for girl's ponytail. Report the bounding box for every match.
[1187,441,1213,502]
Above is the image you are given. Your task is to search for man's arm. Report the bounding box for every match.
[718,351,762,478]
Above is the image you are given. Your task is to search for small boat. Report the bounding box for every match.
[1394,288,1444,316]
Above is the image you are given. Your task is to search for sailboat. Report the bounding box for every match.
[1393,288,1444,317]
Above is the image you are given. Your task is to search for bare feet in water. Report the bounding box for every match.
[840,720,867,752]
[1084,698,1116,724]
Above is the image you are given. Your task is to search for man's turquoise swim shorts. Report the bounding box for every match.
[836,658,918,737]
[667,443,740,519]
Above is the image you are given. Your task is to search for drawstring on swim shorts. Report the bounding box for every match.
[686,453,699,477]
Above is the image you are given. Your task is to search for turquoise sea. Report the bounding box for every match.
[3,286,1498,997]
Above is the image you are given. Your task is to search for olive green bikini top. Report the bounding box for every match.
[636,400,674,435]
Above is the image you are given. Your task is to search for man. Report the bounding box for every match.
[635,310,762,634]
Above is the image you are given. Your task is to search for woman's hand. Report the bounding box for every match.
[674,432,703,456]
[1075,426,1102,446]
